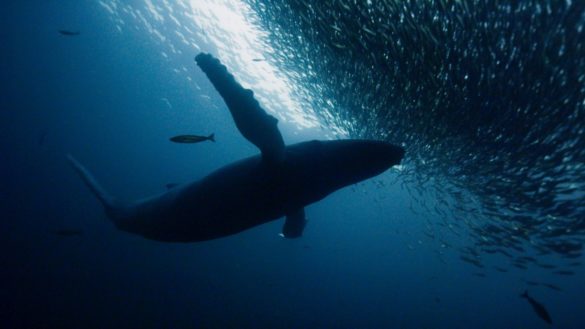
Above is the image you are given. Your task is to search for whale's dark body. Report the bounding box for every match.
[69,53,404,242]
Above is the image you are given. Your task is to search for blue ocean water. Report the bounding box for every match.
[1,1,584,328]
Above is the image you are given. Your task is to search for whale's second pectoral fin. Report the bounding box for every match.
[281,208,307,239]
[195,53,285,163]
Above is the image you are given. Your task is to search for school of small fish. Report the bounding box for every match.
[246,0,585,274]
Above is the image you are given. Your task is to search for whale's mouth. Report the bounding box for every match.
[350,140,405,169]
[379,142,405,167]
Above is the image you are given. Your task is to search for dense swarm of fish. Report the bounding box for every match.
[246,0,585,268]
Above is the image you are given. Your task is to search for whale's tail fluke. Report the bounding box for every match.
[66,154,126,221]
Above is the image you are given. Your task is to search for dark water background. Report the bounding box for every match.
[1,1,584,328]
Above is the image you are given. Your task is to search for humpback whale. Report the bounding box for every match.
[68,53,404,242]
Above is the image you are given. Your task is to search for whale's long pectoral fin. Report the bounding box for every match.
[281,208,307,239]
[195,53,285,163]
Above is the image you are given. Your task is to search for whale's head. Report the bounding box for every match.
[285,139,404,203]
[318,139,404,187]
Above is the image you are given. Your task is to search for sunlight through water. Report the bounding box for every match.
[98,0,321,129]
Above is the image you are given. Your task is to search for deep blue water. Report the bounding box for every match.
[2,1,584,328]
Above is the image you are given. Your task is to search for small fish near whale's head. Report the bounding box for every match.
[304,139,404,192]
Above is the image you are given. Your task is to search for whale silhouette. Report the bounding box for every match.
[68,53,404,242]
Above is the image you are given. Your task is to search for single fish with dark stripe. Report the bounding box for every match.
[58,30,80,36]
[170,133,215,144]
